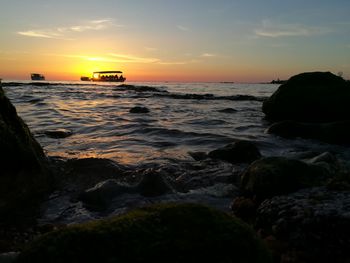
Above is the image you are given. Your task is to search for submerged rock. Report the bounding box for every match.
[0,86,50,223]
[256,187,350,263]
[263,72,350,122]
[17,203,272,263]
[129,106,150,113]
[217,107,238,113]
[43,129,73,139]
[209,140,261,164]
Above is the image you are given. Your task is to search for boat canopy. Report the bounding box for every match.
[93,71,123,74]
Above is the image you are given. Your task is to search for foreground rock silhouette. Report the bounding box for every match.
[16,203,271,263]
[263,72,350,144]
[0,86,50,224]
[263,72,350,122]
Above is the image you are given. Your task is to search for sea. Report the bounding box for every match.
[2,81,349,223]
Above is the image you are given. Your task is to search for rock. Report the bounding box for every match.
[231,196,257,223]
[218,108,237,113]
[267,120,350,145]
[240,157,331,201]
[256,187,350,263]
[79,179,132,210]
[263,72,350,122]
[58,158,126,193]
[17,203,272,263]
[0,252,19,263]
[129,106,150,113]
[43,129,72,139]
[188,151,208,161]
[304,152,342,176]
[136,168,173,197]
[208,141,261,164]
[0,86,50,223]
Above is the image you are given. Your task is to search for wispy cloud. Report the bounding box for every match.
[47,52,197,65]
[17,18,120,39]
[255,19,332,38]
[109,53,160,63]
[177,25,190,32]
[145,47,157,52]
[17,30,64,39]
[200,53,216,57]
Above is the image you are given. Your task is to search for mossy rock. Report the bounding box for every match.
[17,203,272,263]
[241,157,330,201]
[263,72,350,122]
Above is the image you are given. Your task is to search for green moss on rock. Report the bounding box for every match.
[17,203,272,263]
[241,157,330,201]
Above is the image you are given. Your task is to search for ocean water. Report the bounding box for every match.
[3,81,348,164]
[3,81,350,223]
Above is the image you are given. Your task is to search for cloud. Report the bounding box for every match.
[200,53,216,57]
[255,19,332,38]
[17,30,64,39]
[177,25,190,32]
[109,53,160,63]
[17,18,119,39]
[47,52,197,65]
[145,47,157,52]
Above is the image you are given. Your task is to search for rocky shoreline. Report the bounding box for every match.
[1,72,350,262]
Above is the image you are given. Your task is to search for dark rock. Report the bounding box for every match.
[79,179,132,210]
[188,151,208,161]
[58,158,126,193]
[256,187,350,263]
[136,168,173,197]
[231,196,257,223]
[129,106,150,113]
[267,120,350,145]
[0,86,50,223]
[263,72,350,122]
[17,203,272,263]
[240,157,331,201]
[43,129,73,139]
[209,141,261,164]
[218,108,237,113]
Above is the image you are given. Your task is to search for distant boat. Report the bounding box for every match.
[31,73,45,81]
[91,71,126,82]
[80,76,90,81]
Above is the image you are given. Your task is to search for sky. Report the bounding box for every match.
[1,0,350,82]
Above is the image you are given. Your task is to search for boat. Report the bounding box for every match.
[91,71,126,82]
[80,76,90,81]
[31,73,45,81]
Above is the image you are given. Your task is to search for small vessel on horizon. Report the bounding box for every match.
[31,73,45,81]
[81,71,126,82]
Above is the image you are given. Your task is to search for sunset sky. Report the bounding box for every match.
[1,0,350,82]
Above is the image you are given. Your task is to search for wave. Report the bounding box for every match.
[149,92,266,101]
[1,82,95,87]
[116,84,168,93]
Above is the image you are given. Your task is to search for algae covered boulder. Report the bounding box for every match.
[240,157,329,201]
[0,86,49,222]
[263,72,350,122]
[17,203,271,263]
